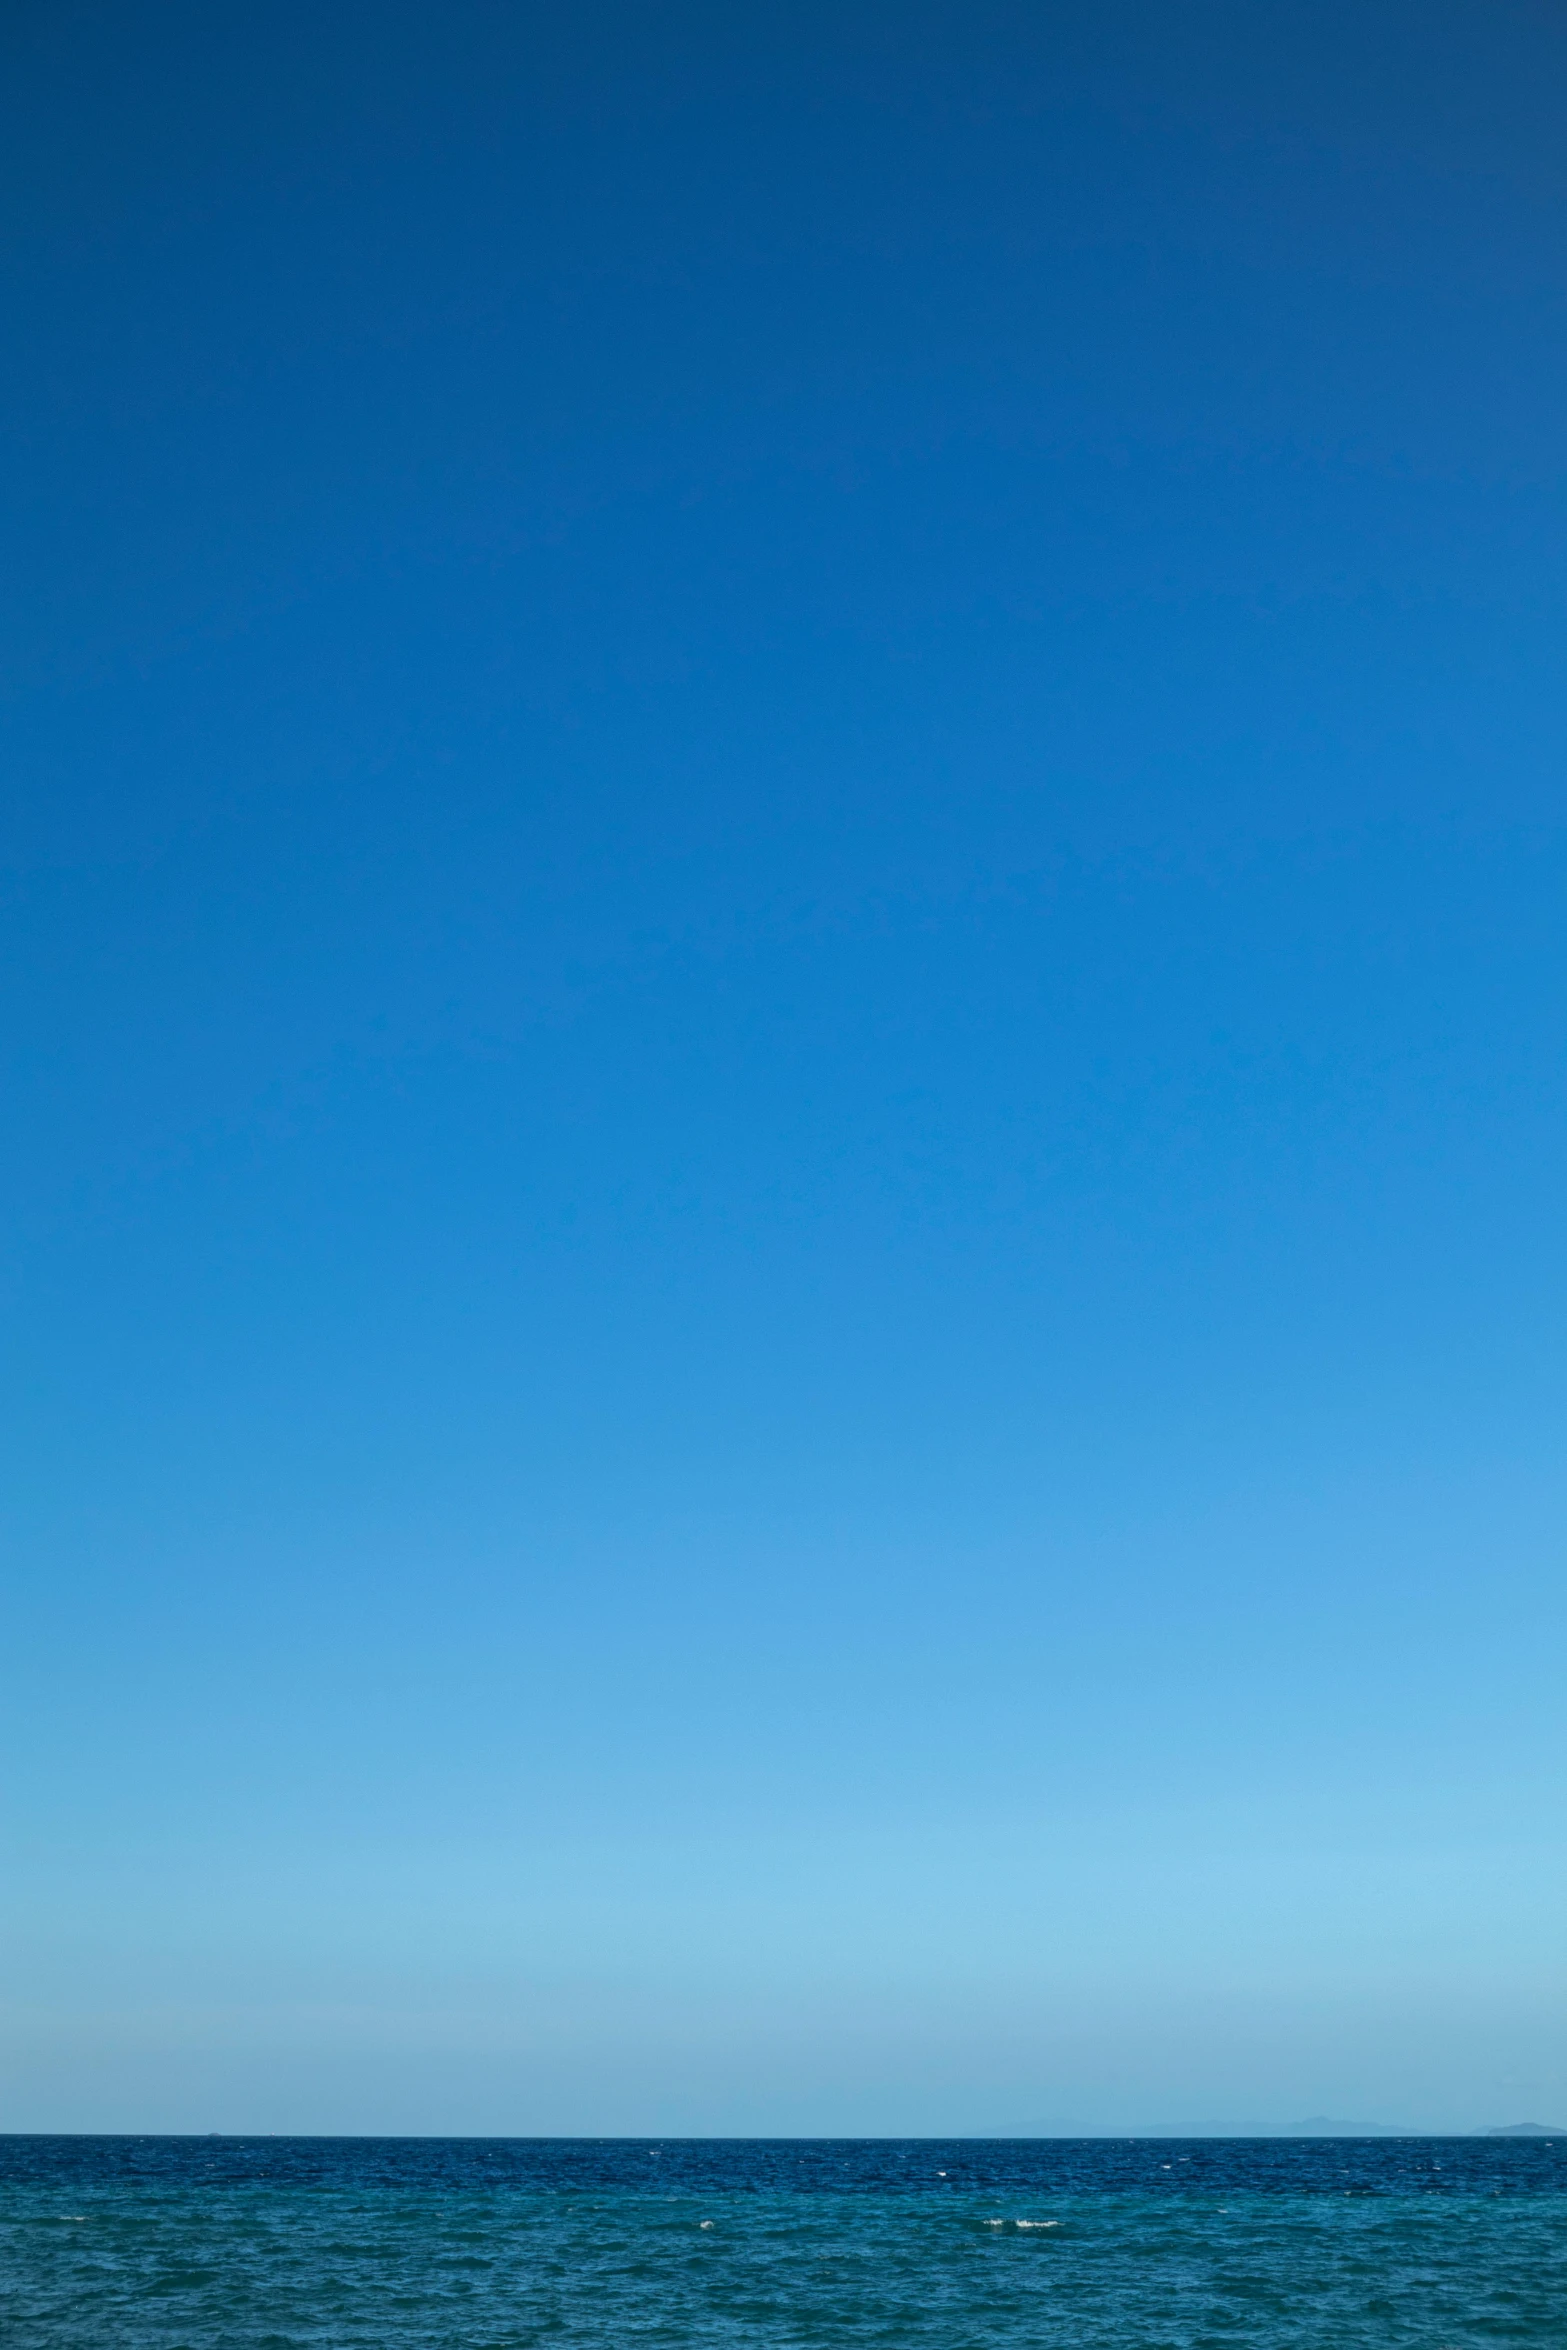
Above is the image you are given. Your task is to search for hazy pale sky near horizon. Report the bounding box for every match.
[3,0,1566,2135]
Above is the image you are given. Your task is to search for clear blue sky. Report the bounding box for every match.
[3,0,1565,2134]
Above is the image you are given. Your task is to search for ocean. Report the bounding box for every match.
[2,2134,1562,2346]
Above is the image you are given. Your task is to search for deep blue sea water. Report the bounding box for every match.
[2,2135,1563,2347]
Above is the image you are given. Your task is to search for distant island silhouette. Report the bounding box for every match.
[980,2118,1564,2139]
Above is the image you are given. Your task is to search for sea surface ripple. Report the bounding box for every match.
[1,2134,1562,2346]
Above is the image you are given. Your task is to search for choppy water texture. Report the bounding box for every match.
[2,2135,1563,2347]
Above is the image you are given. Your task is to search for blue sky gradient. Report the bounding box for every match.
[3,0,1566,2132]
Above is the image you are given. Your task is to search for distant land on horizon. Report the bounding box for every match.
[979,2121,1413,2139]
[978,2120,1563,2140]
